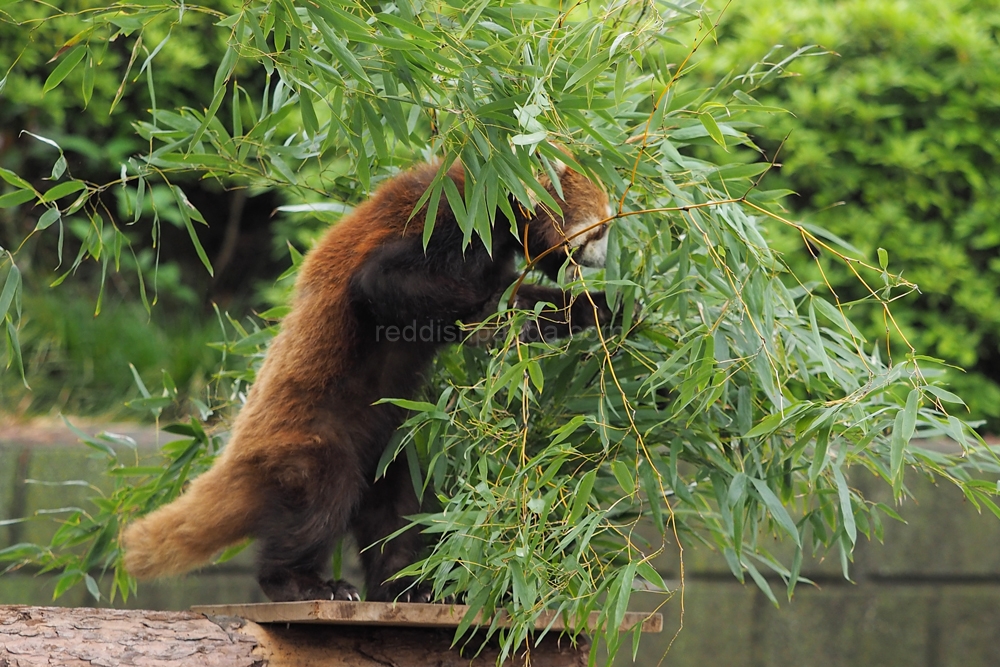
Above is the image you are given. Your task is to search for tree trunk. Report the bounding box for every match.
[0,606,257,667]
[0,605,590,666]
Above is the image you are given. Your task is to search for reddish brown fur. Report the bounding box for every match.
[124,165,450,585]
[122,159,611,602]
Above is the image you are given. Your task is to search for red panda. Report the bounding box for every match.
[122,157,613,602]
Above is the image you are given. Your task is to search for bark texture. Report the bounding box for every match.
[0,605,588,666]
[0,606,258,667]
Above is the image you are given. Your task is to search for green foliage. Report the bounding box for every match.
[0,0,254,414]
[685,0,1000,427]
[1,1,999,664]
[0,310,265,596]
[0,288,221,418]
[0,0,237,146]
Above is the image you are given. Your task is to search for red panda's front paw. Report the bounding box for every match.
[368,578,435,603]
[575,291,614,328]
[400,584,434,603]
[582,290,638,331]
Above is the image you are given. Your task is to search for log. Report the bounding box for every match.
[0,604,615,666]
[0,606,257,667]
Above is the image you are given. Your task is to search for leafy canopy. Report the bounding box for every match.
[684,0,1000,428]
[1,0,998,664]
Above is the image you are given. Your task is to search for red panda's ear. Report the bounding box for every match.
[535,147,570,176]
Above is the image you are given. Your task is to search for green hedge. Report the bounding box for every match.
[689,0,1000,427]
[0,1,237,165]
[0,1,254,417]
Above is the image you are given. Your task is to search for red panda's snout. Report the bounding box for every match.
[564,202,612,268]
[540,159,613,269]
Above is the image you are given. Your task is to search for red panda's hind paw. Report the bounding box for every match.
[259,572,361,602]
[327,579,362,601]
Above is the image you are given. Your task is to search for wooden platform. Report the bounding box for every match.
[192,600,663,633]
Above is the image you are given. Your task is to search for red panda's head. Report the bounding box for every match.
[528,157,612,276]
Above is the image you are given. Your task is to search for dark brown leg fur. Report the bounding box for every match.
[350,457,431,602]
[255,448,366,602]
[253,285,610,603]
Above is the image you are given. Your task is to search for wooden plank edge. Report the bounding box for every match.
[192,600,662,633]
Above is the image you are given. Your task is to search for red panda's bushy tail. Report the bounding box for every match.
[122,457,260,579]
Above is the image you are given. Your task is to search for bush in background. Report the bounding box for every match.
[0,0,278,417]
[689,0,1000,428]
[0,289,221,418]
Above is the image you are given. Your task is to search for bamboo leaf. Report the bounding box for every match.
[900,389,919,442]
[40,180,87,203]
[0,190,35,208]
[0,264,21,320]
[833,467,856,546]
[309,10,371,86]
[568,469,597,524]
[377,13,437,43]
[700,112,726,149]
[750,477,801,547]
[611,460,636,495]
[890,409,906,491]
[43,45,86,94]
[170,186,213,276]
[0,167,33,190]
[564,53,609,92]
[5,320,25,383]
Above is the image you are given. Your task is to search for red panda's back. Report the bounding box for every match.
[226,165,457,451]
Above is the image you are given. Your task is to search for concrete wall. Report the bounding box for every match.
[2,424,998,665]
[626,466,1000,666]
